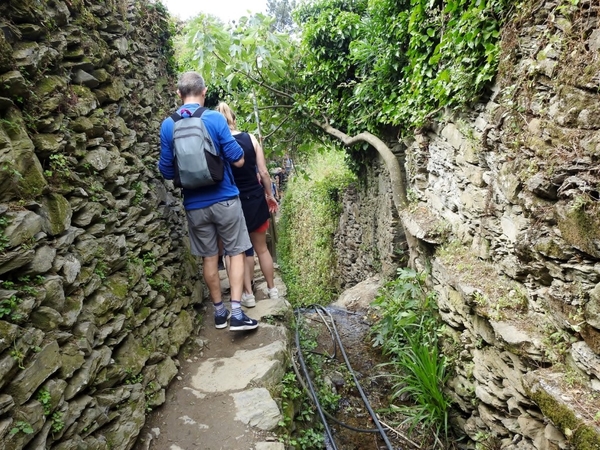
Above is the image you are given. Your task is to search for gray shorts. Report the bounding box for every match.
[186,197,252,257]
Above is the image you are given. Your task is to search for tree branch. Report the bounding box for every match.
[258,104,294,110]
[210,50,295,101]
[312,119,408,212]
[264,114,291,141]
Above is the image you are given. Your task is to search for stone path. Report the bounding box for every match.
[135,264,291,450]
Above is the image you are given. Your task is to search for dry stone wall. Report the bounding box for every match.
[0,1,201,449]
[336,1,600,448]
[334,153,406,290]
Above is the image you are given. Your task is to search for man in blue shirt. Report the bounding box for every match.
[159,71,258,331]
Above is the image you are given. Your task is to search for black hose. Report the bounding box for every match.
[313,305,395,450]
[294,305,397,450]
[290,356,380,433]
[295,309,338,449]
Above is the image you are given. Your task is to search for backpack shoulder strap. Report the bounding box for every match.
[171,107,207,122]
[191,107,207,118]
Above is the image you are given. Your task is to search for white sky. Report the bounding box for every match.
[162,0,268,23]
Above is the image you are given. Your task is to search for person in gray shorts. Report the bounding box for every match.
[158,71,259,331]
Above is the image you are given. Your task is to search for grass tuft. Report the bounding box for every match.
[371,268,452,445]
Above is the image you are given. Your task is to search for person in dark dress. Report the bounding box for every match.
[216,102,279,304]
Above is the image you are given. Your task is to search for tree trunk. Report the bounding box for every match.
[315,121,424,268]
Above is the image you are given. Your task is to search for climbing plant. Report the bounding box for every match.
[349,0,512,131]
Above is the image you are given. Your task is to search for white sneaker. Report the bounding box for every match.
[267,287,279,299]
[241,292,256,308]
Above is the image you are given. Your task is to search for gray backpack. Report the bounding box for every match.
[171,107,224,189]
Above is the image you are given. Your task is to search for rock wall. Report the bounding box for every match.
[337,1,600,448]
[0,1,201,449]
[334,154,406,289]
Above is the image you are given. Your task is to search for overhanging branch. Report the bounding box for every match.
[312,119,408,212]
[210,50,295,101]
[264,114,292,141]
[258,105,294,110]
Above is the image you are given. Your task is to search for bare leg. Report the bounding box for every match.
[228,252,245,301]
[203,255,221,304]
[244,254,254,295]
[250,231,275,289]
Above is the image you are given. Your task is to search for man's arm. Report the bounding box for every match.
[211,112,245,167]
[158,118,175,179]
[231,154,245,168]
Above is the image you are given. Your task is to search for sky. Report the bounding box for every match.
[161,0,268,23]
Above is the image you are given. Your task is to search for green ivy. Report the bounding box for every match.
[9,421,33,436]
[299,0,512,134]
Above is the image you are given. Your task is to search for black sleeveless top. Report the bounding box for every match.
[231,132,270,233]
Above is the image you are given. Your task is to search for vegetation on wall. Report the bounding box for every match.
[278,148,355,307]
[0,0,192,448]
[140,1,178,75]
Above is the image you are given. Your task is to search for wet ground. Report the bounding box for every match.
[295,306,429,450]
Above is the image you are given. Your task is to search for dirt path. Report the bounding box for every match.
[134,265,290,450]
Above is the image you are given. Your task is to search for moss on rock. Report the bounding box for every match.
[106,275,128,299]
[0,31,14,72]
[524,369,600,450]
[41,193,72,235]
[529,388,600,450]
[556,200,600,258]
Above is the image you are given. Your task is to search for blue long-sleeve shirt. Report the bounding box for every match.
[159,103,244,210]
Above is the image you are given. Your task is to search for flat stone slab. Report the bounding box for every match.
[191,339,287,393]
[232,388,282,430]
[255,442,285,450]
[250,297,291,319]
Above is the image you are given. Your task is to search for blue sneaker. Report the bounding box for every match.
[215,310,231,329]
[229,311,258,331]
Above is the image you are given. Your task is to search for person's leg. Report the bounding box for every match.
[213,198,258,329]
[186,208,230,328]
[245,255,254,293]
[244,248,254,295]
[250,230,276,290]
[240,248,256,307]
[203,254,230,328]
[228,251,259,329]
[227,252,245,301]
[203,254,221,302]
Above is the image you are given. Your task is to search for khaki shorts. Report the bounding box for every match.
[186,197,252,257]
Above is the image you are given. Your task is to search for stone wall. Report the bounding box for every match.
[337,1,600,448]
[334,154,406,289]
[0,1,201,449]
